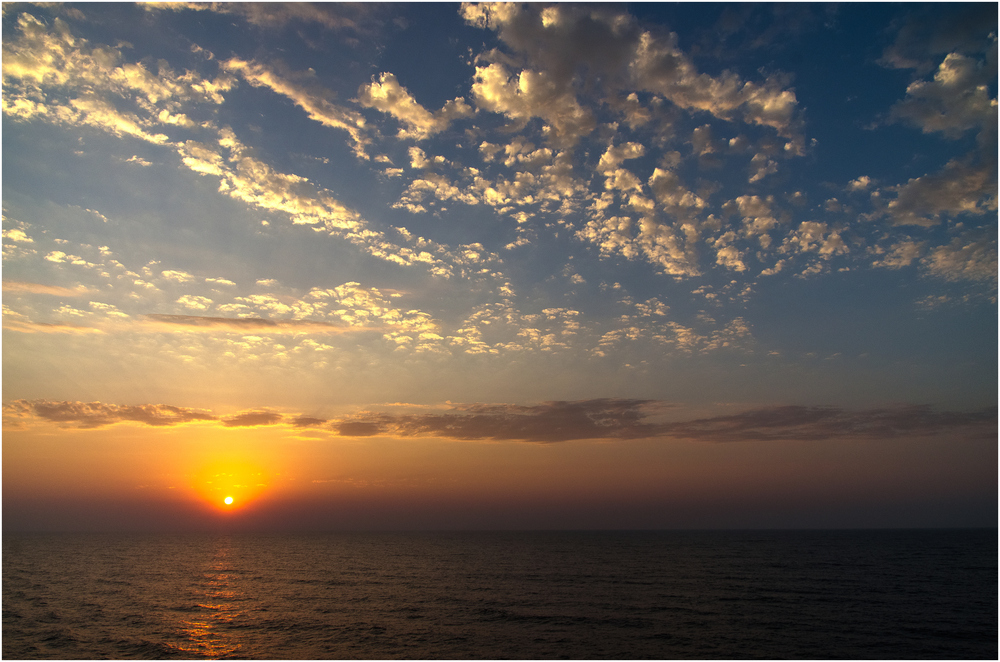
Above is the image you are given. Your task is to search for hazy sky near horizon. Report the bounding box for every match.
[2,2,996,531]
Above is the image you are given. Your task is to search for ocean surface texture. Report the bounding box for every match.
[2,530,996,659]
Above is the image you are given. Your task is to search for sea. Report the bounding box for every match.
[2,529,996,660]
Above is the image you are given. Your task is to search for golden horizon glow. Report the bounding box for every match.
[191,458,271,510]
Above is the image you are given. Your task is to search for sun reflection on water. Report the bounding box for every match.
[173,538,246,658]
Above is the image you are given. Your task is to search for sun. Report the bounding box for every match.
[191,458,270,510]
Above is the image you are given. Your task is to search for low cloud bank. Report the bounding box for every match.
[336,399,671,442]
[142,314,363,334]
[5,398,994,442]
[3,400,215,428]
[335,400,997,443]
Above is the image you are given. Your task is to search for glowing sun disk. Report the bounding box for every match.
[191,457,271,509]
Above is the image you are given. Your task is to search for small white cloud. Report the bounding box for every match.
[3,228,34,243]
[748,153,778,183]
[356,72,472,140]
[923,232,997,282]
[161,269,195,283]
[223,58,369,159]
[847,175,872,191]
[177,295,213,311]
[872,240,924,269]
[887,158,996,226]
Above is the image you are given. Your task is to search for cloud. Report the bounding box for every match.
[886,157,997,227]
[577,157,709,278]
[630,31,802,142]
[160,100,493,280]
[883,44,997,228]
[3,305,106,334]
[161,270,195,283]
[141,314,368,335]
[872,240,925,269]
[222,59,370,159]
[394,146,584,217]
[0,5,815,291]
[3,401,297,431]
[647,168,706,216]
[177,140,227,177]
[598,142,645,173]
[146,2,376,32]
[6,397,993,442]
[176,129,365,232]
[334,400,996,443]
[664,405,997,442]
[635,218,703,277]
[463,3,804,145]
[2,12,233,139]
[3,399,215,429]
[233,3,367,30]
[471,62,596,147]
[661,317,752,353]
[879,4,998,72]
[394,172,480,211]
[462,4,640,90]
[922,231,997,283]
[2,319,104,335]
[3,281,91,296]
[133,281,444,349]
[356,72,472,140]
[3,3,995,383]
[779,222,848,258]
[176,295,213,311]
[221,410,284,427]
[847,175,872,191]
[748,153,779,183]
[336,420,388,436]
[453,3,816,289]
[3,227,34,243]
[711,232,746,272]
[335,399,672,442]
[889,51,998,140]
[291,415,327,427]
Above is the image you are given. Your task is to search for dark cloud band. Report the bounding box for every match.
[334,400,996,443]
[2,400,215,429]
[142,314,366,334]
[4,398,994,442]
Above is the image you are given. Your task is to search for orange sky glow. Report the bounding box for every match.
[3,409,994,531]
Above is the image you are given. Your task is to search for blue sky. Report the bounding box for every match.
[2,3,996,530]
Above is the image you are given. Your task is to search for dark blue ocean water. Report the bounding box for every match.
[2,530,996,659]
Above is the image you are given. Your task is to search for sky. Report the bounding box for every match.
[2,2,996,532]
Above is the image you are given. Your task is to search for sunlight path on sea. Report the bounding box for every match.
[170,537,245,658]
